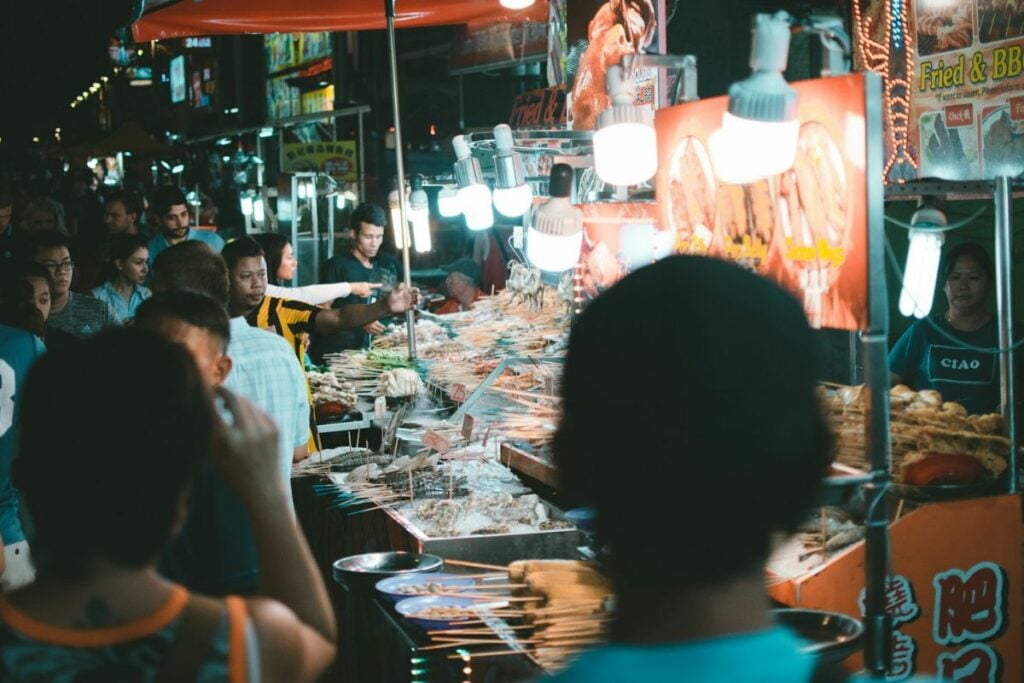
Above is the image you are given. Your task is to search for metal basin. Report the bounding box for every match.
[332,551,443,593]
[771,608,864,664]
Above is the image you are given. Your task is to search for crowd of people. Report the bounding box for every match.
[0,173,430,678]
[0,164,1011,682]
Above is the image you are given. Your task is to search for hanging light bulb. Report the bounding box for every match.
[253,196,265,223]
[437,186,461,218]
[297,182,307,199]
[708,12,799,184]
[240,193,254,217]
[388,187,406,250]
[491,124,532,217]
[408,176,432,253]
[336,194,347,210]
[526,164,583,272]
[899,203,947,318]
[593,65,657,187]
[452,135,494,230]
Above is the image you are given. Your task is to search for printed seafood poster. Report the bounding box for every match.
[910,0,1024,179]
[654,73,872,332]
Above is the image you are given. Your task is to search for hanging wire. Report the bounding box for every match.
[883,206,987,232]
[883,236,1024,353]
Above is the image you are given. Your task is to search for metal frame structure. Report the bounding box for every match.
[885,177,1019,494]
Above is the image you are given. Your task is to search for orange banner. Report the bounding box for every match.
[653,73,871,331]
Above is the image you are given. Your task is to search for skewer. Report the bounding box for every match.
[444,558,509,572]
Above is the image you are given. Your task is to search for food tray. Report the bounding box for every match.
[377,501,582,567]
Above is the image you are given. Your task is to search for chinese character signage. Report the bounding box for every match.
[654,73,873,331]
[909,0,1024,179]
[767,494,1022,682]
[282,141,358,182]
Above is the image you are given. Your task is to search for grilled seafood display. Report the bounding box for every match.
[825,383,1010,484]
[666,137,715,253]
[916,1,973,54]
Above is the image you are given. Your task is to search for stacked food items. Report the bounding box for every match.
[376,368,423,399]
[404,559,612,671]
[825,384,1010,486]
[307,370,359,421]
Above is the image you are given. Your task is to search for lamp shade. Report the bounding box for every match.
[526,164,583,272]
[708,112,799,184]
[453,134,494,230]
[437,186,461,217]
[492,123,532,217]
[593,66,657,186]
[708,12,800,184]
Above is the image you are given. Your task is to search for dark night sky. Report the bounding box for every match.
[0,1,139,145]
[0,0,846,151]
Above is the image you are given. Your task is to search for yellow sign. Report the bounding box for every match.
[282,140,357,182]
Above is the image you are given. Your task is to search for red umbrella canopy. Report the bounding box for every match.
[133,0,547,40]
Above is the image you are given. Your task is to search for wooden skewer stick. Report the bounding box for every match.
[443,558,509,572]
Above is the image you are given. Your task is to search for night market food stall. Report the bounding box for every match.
[133,0,1021,680]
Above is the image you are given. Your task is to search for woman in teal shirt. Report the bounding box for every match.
[91,233,151,323]
[889,242,1013,415]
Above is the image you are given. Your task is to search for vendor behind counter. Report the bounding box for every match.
[889,242,1022,416]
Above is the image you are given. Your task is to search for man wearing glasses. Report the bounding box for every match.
[29,231,117,339]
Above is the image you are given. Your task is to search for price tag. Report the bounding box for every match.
[451,383,467,403]
[461,414,476,441]
[423,430,451,454]
[513,225,524,249]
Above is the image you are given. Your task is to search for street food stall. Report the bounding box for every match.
[134,0,1021,680]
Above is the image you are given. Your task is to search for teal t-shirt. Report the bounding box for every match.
[147,228,225,267]
[542,627,815,683]
[888,314,1004,415]
[0,325,46,545]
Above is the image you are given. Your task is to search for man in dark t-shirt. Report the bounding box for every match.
[310,203,401,363]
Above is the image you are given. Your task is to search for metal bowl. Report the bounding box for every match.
[332,552,443,592]
[771,608,864,664]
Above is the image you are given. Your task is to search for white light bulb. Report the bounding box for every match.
[297,183,307,199]
[526,226,583,272]
[336,194,346,210]
[240,195,254,216]
[253,198,265,222]
[457,184,494,230]
[438,187,461,218]
[388,190,405,249]
[899,228,945,318]
[708,112,799,184]
[594,122,658,187]
[493,184,533,218]
[526,164,583,272]
[408,183,432,253]
[409,208,431,253]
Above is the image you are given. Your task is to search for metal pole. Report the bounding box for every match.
[386,0,417,360]
[311,176,320,286]
[357,111,366,200]
[994,176,1017,493]
[862,332,893,678]
[861,72,892,678]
